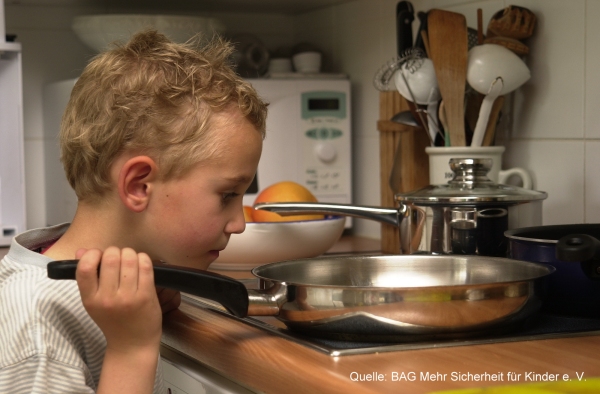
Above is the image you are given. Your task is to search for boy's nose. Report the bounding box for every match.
[227,207,247,234]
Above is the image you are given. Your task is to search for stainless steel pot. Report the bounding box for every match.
[257,158,547,257]
[47,255,554,341]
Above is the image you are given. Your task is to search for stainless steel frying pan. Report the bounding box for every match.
[47,255,554,341]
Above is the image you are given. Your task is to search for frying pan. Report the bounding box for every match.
[48,255,553,342]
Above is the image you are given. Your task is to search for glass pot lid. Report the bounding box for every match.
[395,158,548,205]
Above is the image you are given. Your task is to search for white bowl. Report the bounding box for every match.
[268,58,293,73]
[210,216,346,270]
[292,51,322,73]
[72,14,225,53]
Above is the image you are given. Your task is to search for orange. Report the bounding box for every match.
[243,205,255,222]
[253,181,324,222]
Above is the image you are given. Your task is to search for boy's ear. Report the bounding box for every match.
[117,156,158,213]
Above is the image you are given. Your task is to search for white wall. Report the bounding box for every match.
[5,0,598,240]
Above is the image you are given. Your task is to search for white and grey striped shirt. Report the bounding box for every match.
[0,224,163,393]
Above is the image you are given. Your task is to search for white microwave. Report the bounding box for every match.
[244,78,352,225]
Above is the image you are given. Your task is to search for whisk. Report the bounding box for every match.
[372,47,426,91]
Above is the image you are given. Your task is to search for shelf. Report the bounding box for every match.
[0,41,21,52]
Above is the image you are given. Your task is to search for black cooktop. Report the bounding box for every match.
[182,294,600,356]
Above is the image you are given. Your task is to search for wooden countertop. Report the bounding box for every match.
[162,299,600,394]
[161,236,600,393]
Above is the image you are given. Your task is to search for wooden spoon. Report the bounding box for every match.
[482,95,505,146]
[428,9,469,146]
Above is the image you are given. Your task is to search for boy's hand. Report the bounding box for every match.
[75,247,162,352]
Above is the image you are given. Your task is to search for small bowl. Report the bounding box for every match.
[292,51,322,73]
[268,58,293,73]
[210,216,345,270]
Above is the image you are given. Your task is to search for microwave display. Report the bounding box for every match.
[308,98,339,111]
[302,91,347,119]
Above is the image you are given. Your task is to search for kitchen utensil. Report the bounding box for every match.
[438,100,449,146]
[393,55,441,144]
[482,95,505,146]
[477,8,484,45]
[413,11,428,54]
[230,34,270,77]
[292,51,321,73]
[471,77,503,147]
[48,255,554,341]
[210,216,345,270]
[256,158,546,257]
[372,1,415,92]
[396,1,414,57]
[467,43,530,96]
[425,146,532,188]
[484,36,530,56]
[487,5,536,40]
[427,9,469,146]
[393,57,439,106]
[505,224,600,318]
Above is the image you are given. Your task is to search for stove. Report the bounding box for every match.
[182,290,600,357]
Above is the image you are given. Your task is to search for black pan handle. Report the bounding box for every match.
[556,234,600,280]
[47,260,249,317]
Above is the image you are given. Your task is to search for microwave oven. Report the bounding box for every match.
[244,78,352,225]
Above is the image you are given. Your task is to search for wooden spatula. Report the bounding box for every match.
[428,9,468,146]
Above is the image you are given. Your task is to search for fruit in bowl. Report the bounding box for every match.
[252,181,324,222]
[211,181,345,270]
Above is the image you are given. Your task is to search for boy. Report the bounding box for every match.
[0,30,267,393]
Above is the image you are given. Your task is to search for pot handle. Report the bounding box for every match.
[254,202,402,227]
[47,260,250,317]
[556,234,600,280]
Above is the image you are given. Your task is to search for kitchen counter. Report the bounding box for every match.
[162,299,600,394]
[161,236,600,393]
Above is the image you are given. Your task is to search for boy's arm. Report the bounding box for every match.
[76,247,162,394]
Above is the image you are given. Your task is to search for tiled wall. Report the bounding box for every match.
[5,0,598,240]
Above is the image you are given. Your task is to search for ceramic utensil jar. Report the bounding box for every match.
[426,146,532,188]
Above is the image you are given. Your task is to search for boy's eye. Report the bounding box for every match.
[222,192,239,202]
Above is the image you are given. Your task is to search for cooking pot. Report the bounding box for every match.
[257,158,547,257]
[505,224,600,318]
[47,255,553,342]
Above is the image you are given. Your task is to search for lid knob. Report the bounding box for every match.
[448,158,495,188]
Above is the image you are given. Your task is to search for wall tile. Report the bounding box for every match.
[585,0,600,139]
[511,0,585,140]
[585,141,600,222]
[503,140,584,225]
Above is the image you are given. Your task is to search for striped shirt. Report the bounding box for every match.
[0,224,164,393]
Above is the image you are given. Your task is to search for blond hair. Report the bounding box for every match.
[60,30,267,203]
